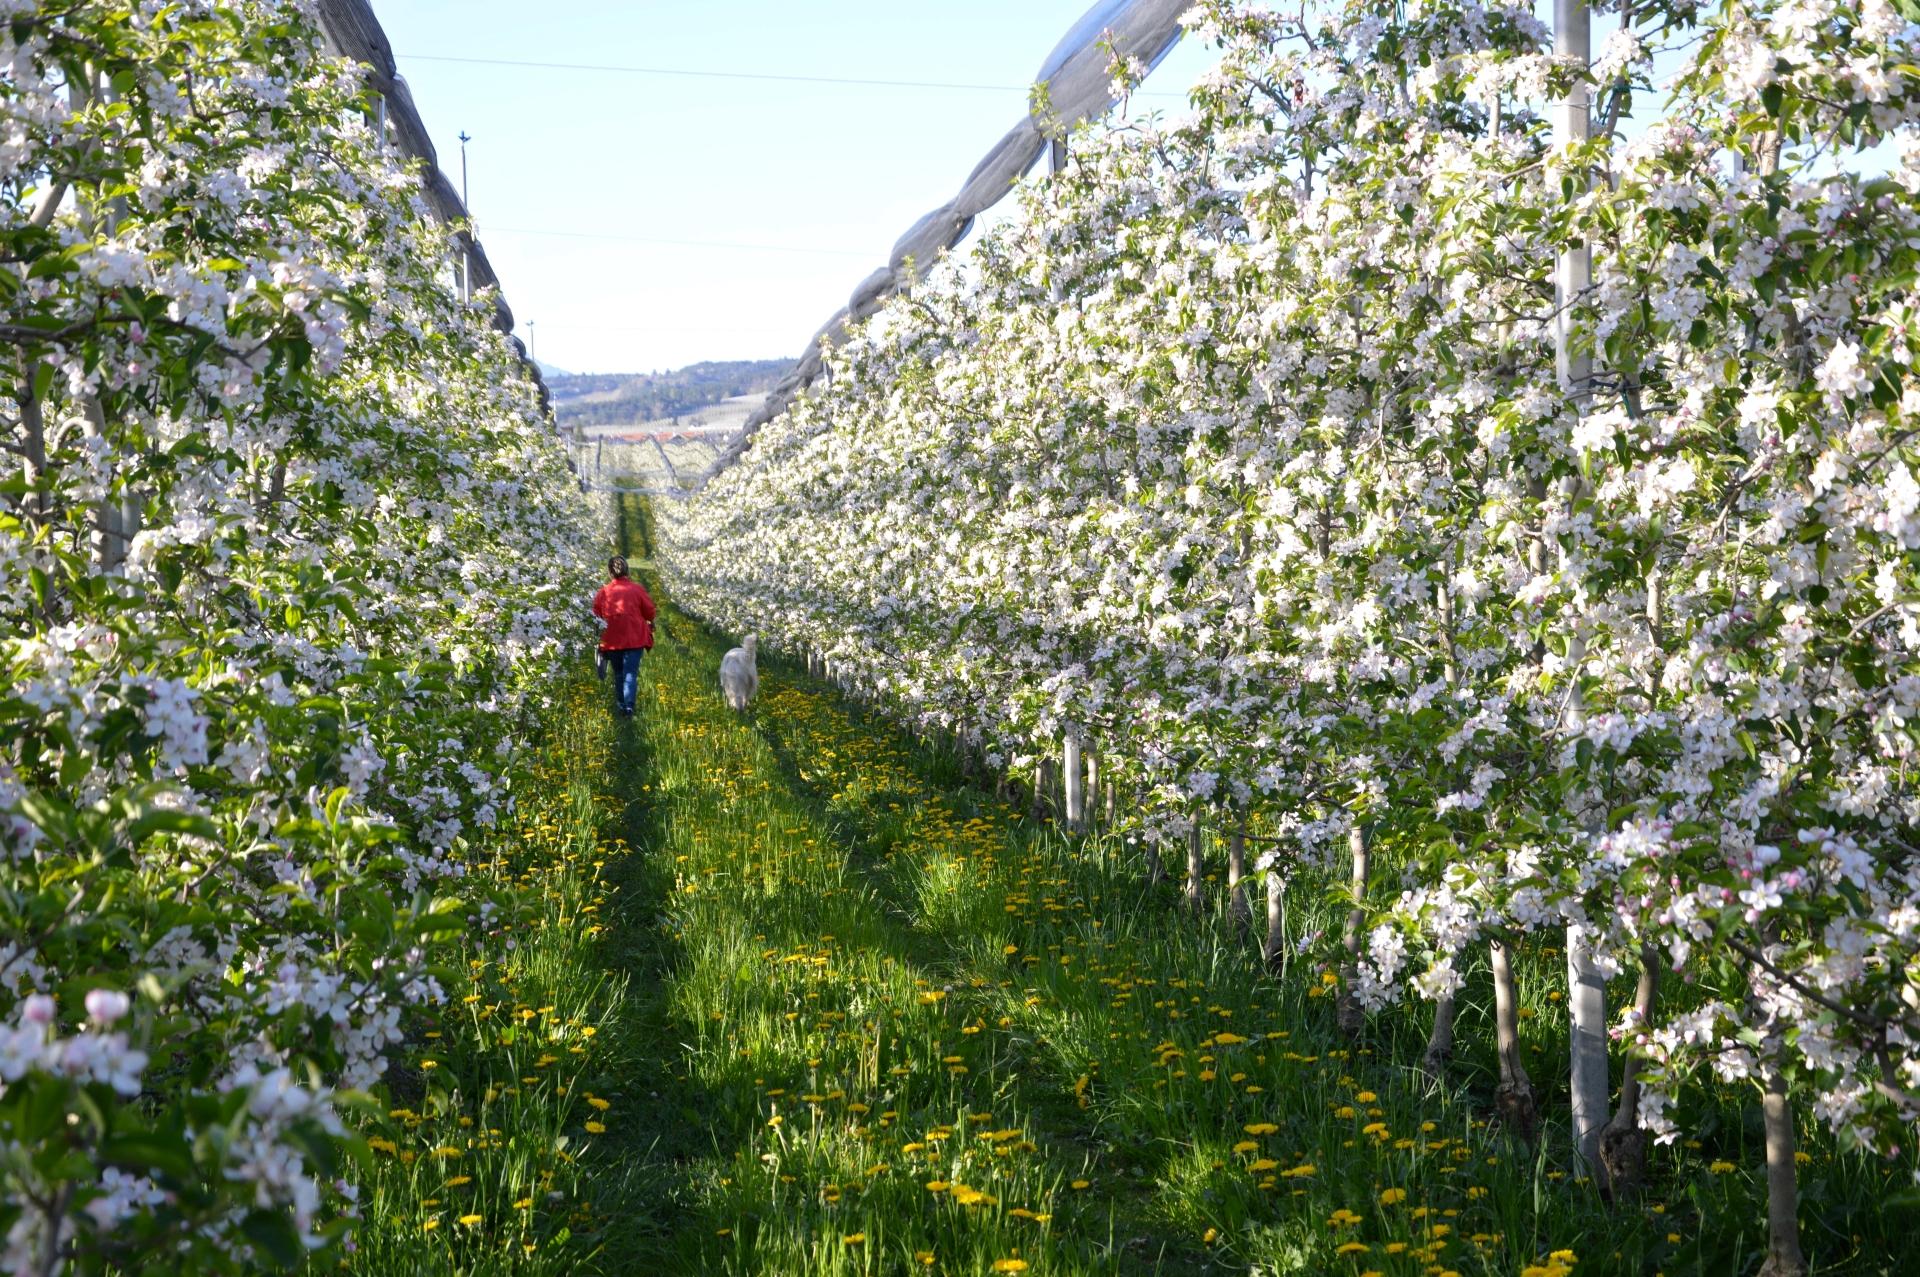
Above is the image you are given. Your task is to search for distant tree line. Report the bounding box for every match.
[551,359,792,428]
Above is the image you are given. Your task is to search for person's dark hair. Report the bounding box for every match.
[608,555,629,578]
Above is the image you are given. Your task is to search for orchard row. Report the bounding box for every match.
[658,1,1920,1271]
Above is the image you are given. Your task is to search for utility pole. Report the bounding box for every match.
[458,129,472,303]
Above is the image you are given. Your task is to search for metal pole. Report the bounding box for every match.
[458,130,472,303]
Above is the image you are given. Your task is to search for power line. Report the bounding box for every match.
[397,52,1186,98]
[481,225,873,258]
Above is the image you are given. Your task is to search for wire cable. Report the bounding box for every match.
[397,52,1186,98]
[481,225,873,258]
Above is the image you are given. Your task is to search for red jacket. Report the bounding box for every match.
[592,577,656,651]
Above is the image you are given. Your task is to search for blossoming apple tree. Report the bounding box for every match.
[659,0,1920,1268]
[0,2,599,1270]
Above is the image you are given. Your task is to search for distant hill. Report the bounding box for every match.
[550,359,791,429]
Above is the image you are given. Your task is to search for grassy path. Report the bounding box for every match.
[560,498,1659,1277]
[351,495,1899,1276]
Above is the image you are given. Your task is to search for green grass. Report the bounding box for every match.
[341,492,1912,1275]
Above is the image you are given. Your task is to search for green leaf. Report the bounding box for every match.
[101,1132,196,1180]
[240,1209,304,1266]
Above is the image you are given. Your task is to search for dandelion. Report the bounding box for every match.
[843,1233,866,1245]
[991,1261,1029,1273]
[1379,1187,1407,1205]
[584,1121,606,1134]
[1708,1160,1735,1173]
[1244,1122,1278,1135]
[458,1214,483,1227]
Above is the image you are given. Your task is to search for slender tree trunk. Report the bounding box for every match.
[1336,823,1369,1038]
[1262,857,1286,973]
[1567,922,1611,1189]
[1226,807,1250,935]
[19,380,47,532]
[1033,757,1057,822]
[1422,991,1457,1077]
[1142,833,1165,887]
[1491,939,1539,1142]
[1184,823,1205,917]
[1064,735,1085,831]
[1085,751,1099,832]
[1600,944,1659,1197]
[1756,1068,1807,1277]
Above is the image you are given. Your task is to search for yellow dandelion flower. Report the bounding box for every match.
[1244,1122,1279,1135]
[458,1214,483,1227]
[991,1261,1029,1274]
[584,1121,606,1134]
[1379,1187,1407,1205]
[843,1233,866,1245]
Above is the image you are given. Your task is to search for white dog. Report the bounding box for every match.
[719,634,759,713]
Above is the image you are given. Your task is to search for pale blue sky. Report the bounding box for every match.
[375,2,1214,374]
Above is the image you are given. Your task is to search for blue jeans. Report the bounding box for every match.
[608,648,645,715]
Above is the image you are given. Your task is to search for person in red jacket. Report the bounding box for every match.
[592,556,656,718]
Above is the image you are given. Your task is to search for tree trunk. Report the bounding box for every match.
[1226,808,1250,935]
[1567,922,1610,1189]
[1142,835,1165,887]
[1336,823,1369,1039]
[1184,823,1205,917]
[19,380,48,532]
[1063,735,1085,831]
[1085,751,1099,832]
[1262,858,1286,974]
[1755,1068,1807,1277]
[1491,939,1539,1143]
[1033,757,1057,822]
[1600,944,1659,1198]
[1422,991,1457,1077]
